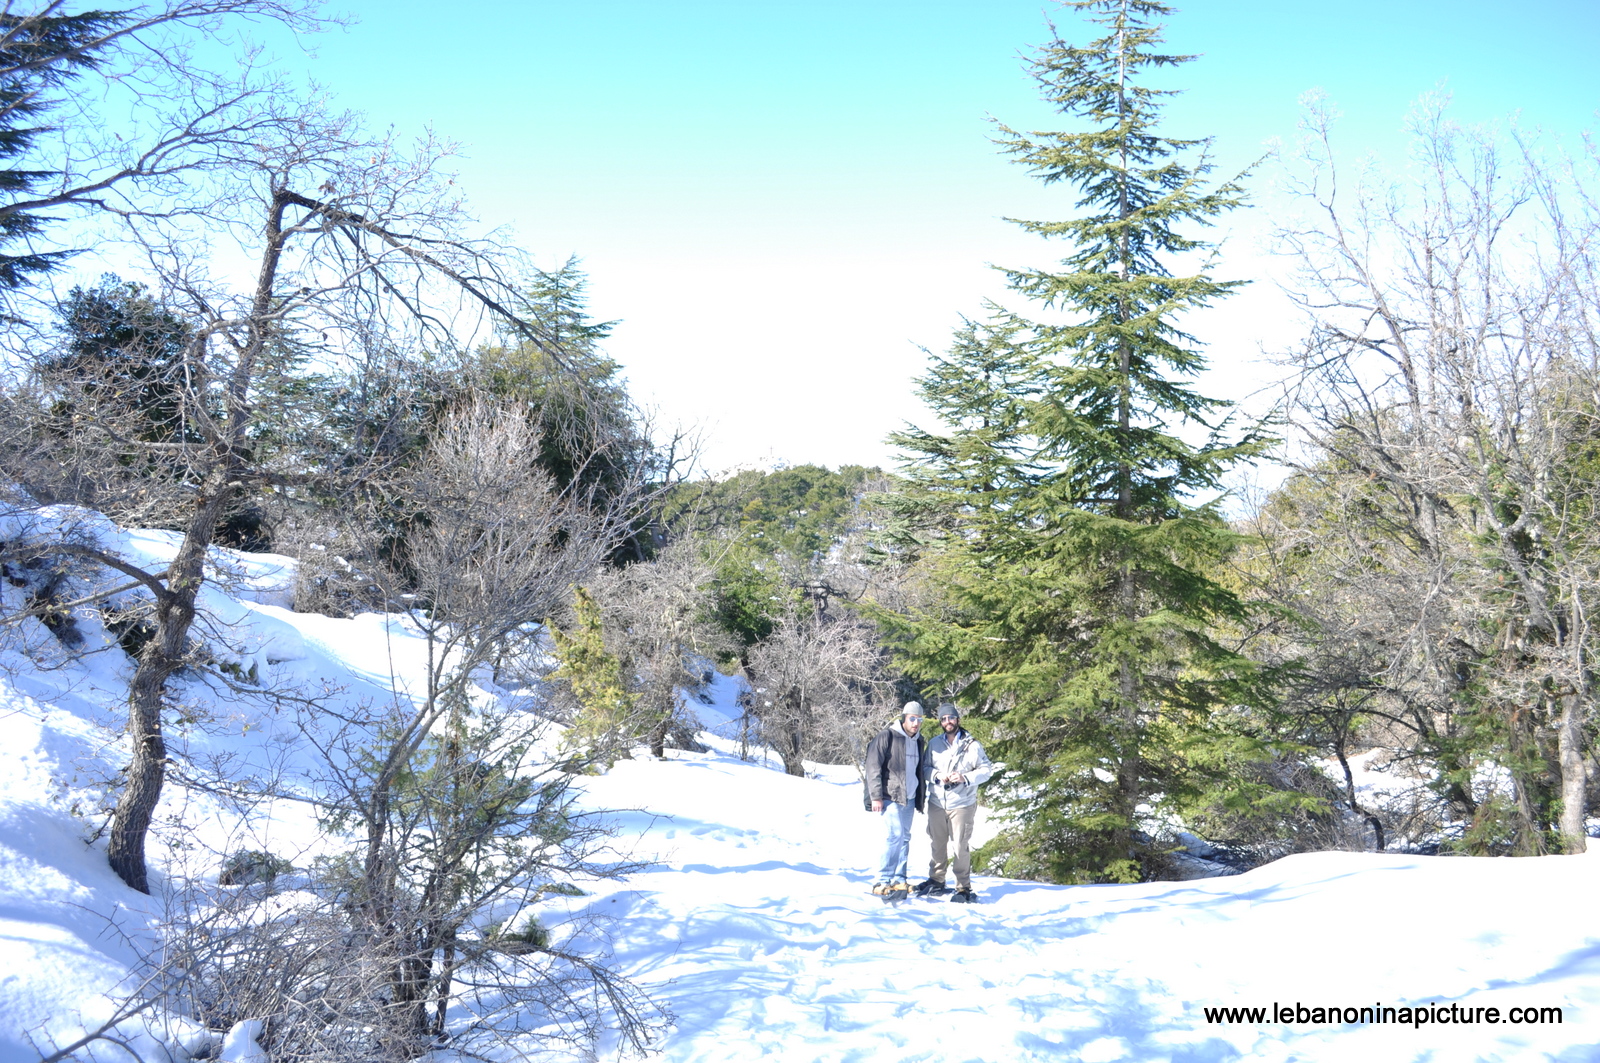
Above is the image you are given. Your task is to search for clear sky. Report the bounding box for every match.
[275,0,1600,475]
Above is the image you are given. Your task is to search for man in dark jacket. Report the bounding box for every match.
[864,702,931,895]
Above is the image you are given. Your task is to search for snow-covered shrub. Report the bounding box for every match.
[217,849,294,887]
[288,536,389,618]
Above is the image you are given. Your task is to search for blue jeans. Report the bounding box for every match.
[875,801,916,884]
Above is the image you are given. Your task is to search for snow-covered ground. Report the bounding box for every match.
[576,746,1600,1062]
[2,518,1599,1062]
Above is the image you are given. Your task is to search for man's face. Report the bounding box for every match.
[903,715,922,734]
[940,713,960,735]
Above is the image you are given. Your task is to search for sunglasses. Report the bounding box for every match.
[939,714,960,722]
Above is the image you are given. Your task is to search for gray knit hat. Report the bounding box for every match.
[901,701,924,720]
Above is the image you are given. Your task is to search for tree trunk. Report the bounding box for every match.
[103,190,285,892]
[1334,728,1385,851]
[649,713,667,759]
[1115,653,1139,872]
[779,720,806,777]
[106,479,232,892]
[432,935,457,1037]
[1112,24,1137,876]
[380,935,435,1058]
[1557,692,1588,853]
[1507,706,1553,856]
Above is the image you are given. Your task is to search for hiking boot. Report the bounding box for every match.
[914,879,947,897]
[871,883,893,896]
[950,888,978,903]
[889,880,910,893]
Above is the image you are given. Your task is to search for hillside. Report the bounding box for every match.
[1,517,1597,1062]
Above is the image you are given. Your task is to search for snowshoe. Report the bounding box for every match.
[950,888,978,904]
[873,881,910,904]
[915,879,950,898]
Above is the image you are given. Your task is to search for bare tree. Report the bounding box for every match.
[0,86,584,891]
[290,712,664,1060]
[747,604,898,777]
[579,536,733,759]
[277,398,661,1057]
[1267,94,1600,853]
[0,1,334,317]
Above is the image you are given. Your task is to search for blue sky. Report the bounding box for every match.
[282,0,1600,473]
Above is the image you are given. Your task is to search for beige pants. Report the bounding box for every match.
[927,802,976,889]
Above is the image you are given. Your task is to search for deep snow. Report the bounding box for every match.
[2,518,1598,1062]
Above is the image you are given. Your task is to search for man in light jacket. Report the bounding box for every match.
[864,701,931,896]
[917,705,994,903]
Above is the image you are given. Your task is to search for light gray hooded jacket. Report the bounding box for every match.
[927,728,994,810]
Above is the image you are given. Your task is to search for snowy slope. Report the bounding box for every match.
[2,523,1599,1062]
[568,745,1600,1062]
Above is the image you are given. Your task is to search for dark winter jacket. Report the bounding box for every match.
[863,721,931,813]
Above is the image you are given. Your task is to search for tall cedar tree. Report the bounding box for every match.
[883,0,1297,884]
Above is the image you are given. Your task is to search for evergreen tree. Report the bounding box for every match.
[882,312,1045,564]
[40,274,332,549]
[702,541,797,657]
[882,0,1300,883]
[471,259,658,561]
[0,7,128,292]
[517,255,619,353]
[665,464,881,564]
[549,585,634,765]
[51,274,192,445]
